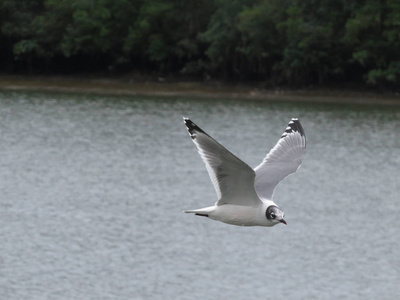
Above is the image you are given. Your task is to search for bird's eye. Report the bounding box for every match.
[270,213,275,219]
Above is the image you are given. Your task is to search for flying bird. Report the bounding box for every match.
[183,117,306,227]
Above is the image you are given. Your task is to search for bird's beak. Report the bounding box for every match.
[279,219,287,225]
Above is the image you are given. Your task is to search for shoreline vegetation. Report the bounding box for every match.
[0,75,400,106]
[2,1,400,89]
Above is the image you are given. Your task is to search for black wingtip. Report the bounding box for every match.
[280,118,305,139]
[183,118,207,139]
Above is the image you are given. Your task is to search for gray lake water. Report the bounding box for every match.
[0,90,399,300]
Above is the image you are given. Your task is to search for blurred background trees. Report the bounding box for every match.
[0,0,399,86]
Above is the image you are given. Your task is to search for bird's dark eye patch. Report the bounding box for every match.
[265,205,279,221]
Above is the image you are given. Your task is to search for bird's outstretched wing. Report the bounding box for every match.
[254,118,306,201]
[184,118,261,207]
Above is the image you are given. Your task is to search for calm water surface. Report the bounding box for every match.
[0,91,399,299]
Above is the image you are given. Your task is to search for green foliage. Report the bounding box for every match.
[198,0,248,78]
[274,0,351,84]
[344,0,400,85]
[0,0,47,59]
[123,0,214,72]
[0,0,399,86]
[236,0,286,78]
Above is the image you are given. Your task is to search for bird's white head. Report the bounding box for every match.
[266,205,287,225]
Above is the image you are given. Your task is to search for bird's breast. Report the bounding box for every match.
[209,205,261,226]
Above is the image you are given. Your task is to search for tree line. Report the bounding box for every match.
[1,0,399,86]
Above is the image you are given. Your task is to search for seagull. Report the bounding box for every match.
[183,117,306,227]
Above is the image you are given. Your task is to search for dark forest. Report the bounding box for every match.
[1,0,399,87]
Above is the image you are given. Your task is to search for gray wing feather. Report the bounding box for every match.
[184,118,261,207]
[254,118,306,201]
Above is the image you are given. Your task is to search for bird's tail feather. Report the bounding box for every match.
[183,206,214,217]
